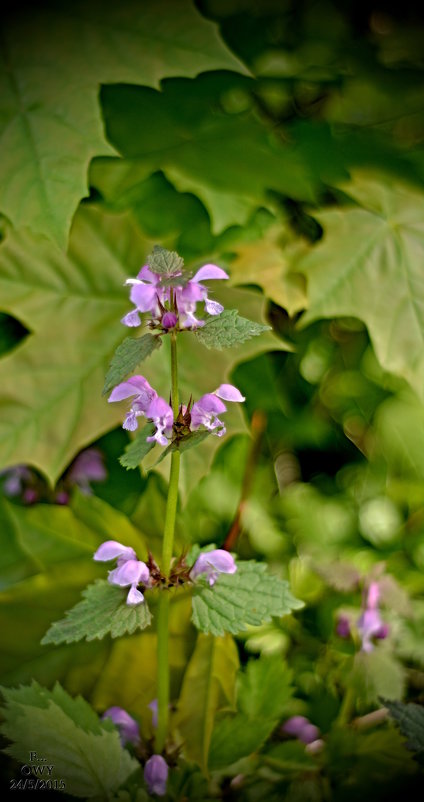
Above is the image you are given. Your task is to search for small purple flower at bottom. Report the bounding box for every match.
[93,540,149,606]
[102,706,140,746]
[190,549,237,586]
[144,755,168,796]
[282,715,320,745]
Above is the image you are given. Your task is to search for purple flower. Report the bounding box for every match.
[122,261,228,331]
[108,376,158,431]
[93,540,149,606]
[336,614,351,639]
[191,384,245,437]
[356,580,389,652]
[191,549,237,586]
[0,465,32,497]
[282,716,320,745]
[102,706,140,746]
[144,755,168,796]
[67,448,107,494]
[145,396,174,446]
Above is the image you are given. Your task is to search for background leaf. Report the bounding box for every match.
[175,633,239,771]
[0,0,246,246]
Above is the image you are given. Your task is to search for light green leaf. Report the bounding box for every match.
[297,175,424,400]
[194,309,270,350]
[175,633,239,771]
[41,580,152,645]
[230,225,309,317]
[237,654,293,721]
[209,655,293,770]
[209,714,274,770]
[0,0,247,246]
[0,681,139,797]
[191,561,303,637]
[103,335,162,395]
[101,75,317,235]
[119,424,156,470]
[351,648,405,705]
[147,245,184,275]
[385,700,424,765]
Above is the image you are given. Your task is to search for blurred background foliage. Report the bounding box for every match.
[1,0,424,798]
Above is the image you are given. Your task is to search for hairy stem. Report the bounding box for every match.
[156,331,180,752]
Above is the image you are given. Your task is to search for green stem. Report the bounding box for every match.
[156,331,180,752]
[337,683,356,726]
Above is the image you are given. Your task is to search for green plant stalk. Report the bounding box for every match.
[156,331,180,752]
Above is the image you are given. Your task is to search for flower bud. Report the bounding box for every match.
[144,755,168,796]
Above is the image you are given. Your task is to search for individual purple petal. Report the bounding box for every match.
[108,559,149,587]
[144,755,168,797]
[93,541,137,563]
[123,411,139,431]
[121,310,142,327]
[127,584,145,605]
[138,265,158,283]
[191,549,237,586]
[178,282,204,304]
[215,384,245,403]
[102,706,140,746]
[194,394,227,414]
[191,264,229,283]
[161,311,178,329]
[108,376,156,404]
[147,396,173,422]
[367,581,380,610]
[130,282,158,312]
[204,299,224,316]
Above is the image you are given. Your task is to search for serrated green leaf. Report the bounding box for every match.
[209,655,293,770]
[194,309,270,350]
[385,700,424,765]
[118,424,156,470]
[146,245,184,275]
[296,175,424,400]
[0,0,247,246]
[191,561,303,637]
[154,430,212,466]
[41,580,152,645]
[175,633,239,771]
[351,648,405,706]
[103,334,162,395]
[0,681,139,797]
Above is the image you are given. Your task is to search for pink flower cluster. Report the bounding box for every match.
[108,376,245,442]
[122,263,228,330]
